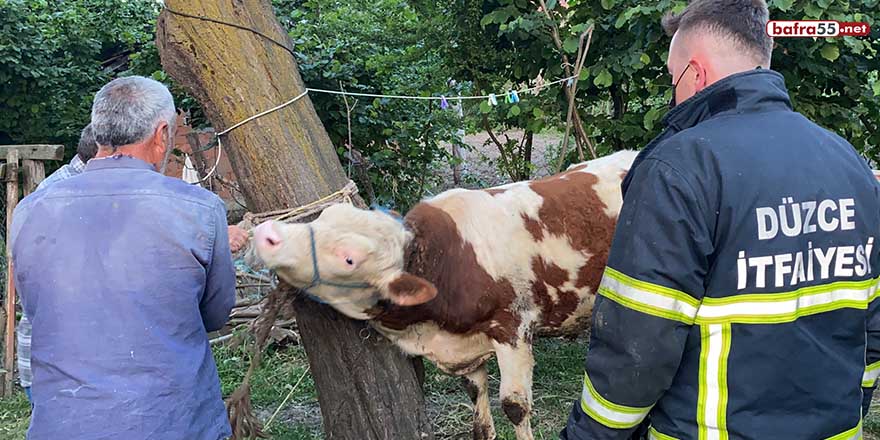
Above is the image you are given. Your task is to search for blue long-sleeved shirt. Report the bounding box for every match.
[11,155,236,440]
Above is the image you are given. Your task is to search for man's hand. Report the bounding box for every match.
[228,225,249,253]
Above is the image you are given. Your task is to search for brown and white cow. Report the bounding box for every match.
[253,150,638,440]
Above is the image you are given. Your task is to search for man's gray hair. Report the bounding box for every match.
[90,76,176,151]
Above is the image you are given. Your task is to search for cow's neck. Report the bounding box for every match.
[366,216,445,327]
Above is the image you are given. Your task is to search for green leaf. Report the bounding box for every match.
[533,108,545,118]
[594,69,613,88]
[845,38,865,55]
[579,67,591,80]
[614,13,628,29]
[640,53,651,65]
[820,44,840,62]
[773,0,794,11]
[643,107,662,130]
[872,81,880,97]
[803,3,822,18]
[479,101,492,114]
[563,37,579,54]
[546,0,557,10]
[509,105,521,117]
[600,0,615,10]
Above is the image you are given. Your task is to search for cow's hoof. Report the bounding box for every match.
[472,421,496,440]
[502,396,528,426]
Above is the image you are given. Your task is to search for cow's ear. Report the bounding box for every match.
[382,272,438,306]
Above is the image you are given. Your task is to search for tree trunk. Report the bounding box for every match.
[157,2,433,439]
[522,130,533,181]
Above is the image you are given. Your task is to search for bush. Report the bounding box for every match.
[0,0,161,157]
[274,0,465,210]
[439,0,879,171]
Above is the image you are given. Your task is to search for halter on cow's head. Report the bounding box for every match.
[252,203,437,318]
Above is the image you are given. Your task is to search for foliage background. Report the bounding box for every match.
[0,0,877,212]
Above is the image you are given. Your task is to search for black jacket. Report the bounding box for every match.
[562,69,879,440]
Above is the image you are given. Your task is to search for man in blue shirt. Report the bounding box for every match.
[11,76,236,440]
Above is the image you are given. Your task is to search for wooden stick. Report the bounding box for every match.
[21,159,46,196]
[235,283,272,289]
[209,334,235,346]
[0,145,63,161]
[535,0,593,153]
[236,272,273,284]
[4,150,20,396]
[557,26,595,173]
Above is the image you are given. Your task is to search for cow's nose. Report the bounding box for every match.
[254,221,283,250]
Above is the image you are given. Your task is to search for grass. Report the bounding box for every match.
[425,337,586,440]
[0,392,29,439]
[2,337,880,439]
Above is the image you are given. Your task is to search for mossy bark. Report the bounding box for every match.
[157,2,433,438]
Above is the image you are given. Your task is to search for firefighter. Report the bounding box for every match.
[562,0,880,439]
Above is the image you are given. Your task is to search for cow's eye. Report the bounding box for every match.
[345,257,354,266]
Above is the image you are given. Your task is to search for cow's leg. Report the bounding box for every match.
[495,342,534,440]
[462,364,495,440]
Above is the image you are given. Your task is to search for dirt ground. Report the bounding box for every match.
[434,129,564,192]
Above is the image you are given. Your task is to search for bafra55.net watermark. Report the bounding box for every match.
[767,20,871,37]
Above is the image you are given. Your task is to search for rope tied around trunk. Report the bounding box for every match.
[237,180,359,232]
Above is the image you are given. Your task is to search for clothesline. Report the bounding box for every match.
[189,74,578,184]
[306,74,577,102]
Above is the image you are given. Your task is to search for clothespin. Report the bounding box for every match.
[488,94,498,106]
[533,74,545,95]
[511,90,520,103]
[440,96,449,110]
[506,92,514,104]
[566,77,575,88]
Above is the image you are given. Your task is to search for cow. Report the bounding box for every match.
[252,150,638,440]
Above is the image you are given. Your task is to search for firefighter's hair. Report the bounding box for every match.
[662,0,773,65]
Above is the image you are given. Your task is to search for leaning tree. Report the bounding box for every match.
[157,1,433,438]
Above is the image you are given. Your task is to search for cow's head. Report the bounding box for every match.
[252,203,437,319]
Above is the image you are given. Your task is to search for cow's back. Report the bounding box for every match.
[404,151,637,338]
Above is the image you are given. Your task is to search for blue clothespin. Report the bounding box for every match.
[511,90,520,103]
[488,94,498,106]
[566,77,574,87]
[440,96,449,110]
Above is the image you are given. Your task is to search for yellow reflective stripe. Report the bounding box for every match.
[580,371,652,429]
[696,277,880,325]
[703,278,878,305]
[717,325,732,440]
[648,427,679,440]
[697,326,710,440]
[604,267,701,308]
[863,360,880,387]
[698,324,730,440]
[599,268,699,324]
[825,420,862,440]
